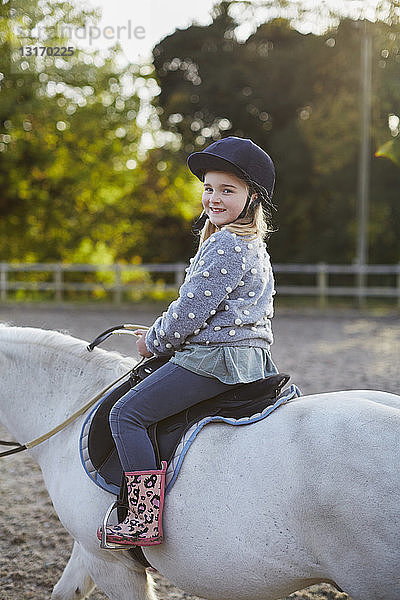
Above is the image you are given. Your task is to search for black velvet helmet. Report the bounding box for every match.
[187,136,276,230]
[187,136,275,201]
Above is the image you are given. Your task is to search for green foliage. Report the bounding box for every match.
[152,4,400,263]
[1,0,399,269]
[0,1,143,263]
[117,147,202,264]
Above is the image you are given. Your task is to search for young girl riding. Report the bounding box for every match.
[98,136,278,548]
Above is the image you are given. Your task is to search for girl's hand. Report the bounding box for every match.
[134,329,154,358]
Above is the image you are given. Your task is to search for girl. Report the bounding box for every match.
[98,136,278,548]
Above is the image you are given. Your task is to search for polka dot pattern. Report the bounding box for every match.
[144,228,275,354]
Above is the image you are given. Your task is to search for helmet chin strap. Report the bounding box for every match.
[227,191,262,225]
[234,192,258,222]
[192,211,209,233]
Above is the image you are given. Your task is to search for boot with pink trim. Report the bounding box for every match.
[97,461,167,548]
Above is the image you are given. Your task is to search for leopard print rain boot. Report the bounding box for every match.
[97,461,167,547]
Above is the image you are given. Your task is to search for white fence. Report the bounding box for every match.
[0,262,400,307]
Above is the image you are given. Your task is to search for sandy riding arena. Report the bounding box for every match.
[0,304,399,600]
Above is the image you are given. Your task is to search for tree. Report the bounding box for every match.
[151,3,400,263]
[0,1,142,262]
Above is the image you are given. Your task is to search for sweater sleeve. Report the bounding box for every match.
[145,231,245,355]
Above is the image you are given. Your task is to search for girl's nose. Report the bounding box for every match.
[211,192,221,202]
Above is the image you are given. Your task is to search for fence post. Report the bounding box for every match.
[0,262,8,302]
[317,262,327,309]
[174,263,186,288]
[54,264,63,303]
[356,262,367,308]
[114,263,122,304]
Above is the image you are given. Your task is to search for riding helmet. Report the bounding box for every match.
[187,136,275,229]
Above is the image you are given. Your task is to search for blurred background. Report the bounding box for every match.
[0,0,399,307]
[1,5,400,599]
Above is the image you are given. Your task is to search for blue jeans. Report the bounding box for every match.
[109,361,237,472]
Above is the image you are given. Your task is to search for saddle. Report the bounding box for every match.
[83,329,292,569]
[86,356,290,493]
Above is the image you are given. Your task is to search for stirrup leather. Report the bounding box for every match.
[99,501,128,550]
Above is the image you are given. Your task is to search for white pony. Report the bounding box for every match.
[0,325,400,600]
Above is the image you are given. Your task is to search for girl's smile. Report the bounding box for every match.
[202,171,256,226]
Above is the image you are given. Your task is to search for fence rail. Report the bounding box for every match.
[0,261,399,306]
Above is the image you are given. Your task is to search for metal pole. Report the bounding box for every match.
[317,262,327,309]
[54,264,63,303]
[356,20,372,307]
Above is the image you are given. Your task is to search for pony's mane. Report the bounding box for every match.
[0,323,136,372]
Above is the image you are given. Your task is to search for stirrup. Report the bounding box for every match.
[100,501,128,551]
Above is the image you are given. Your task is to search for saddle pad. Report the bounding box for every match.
[164,383,300,492]
[79,380,301,495]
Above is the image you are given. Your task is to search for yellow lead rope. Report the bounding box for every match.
[25,367,135,450]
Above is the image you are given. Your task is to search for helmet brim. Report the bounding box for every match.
[187,152,248,183]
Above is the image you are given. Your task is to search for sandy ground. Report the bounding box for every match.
[0,303,399,600]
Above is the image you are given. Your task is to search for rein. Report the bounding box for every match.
[0,324,149,459]
[0,440,26,458]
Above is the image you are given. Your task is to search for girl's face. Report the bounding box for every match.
[202,171,256,227]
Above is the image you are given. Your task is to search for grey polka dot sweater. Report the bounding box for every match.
[145,227,275,356]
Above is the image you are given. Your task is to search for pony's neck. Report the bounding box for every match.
[0,326,135,443]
